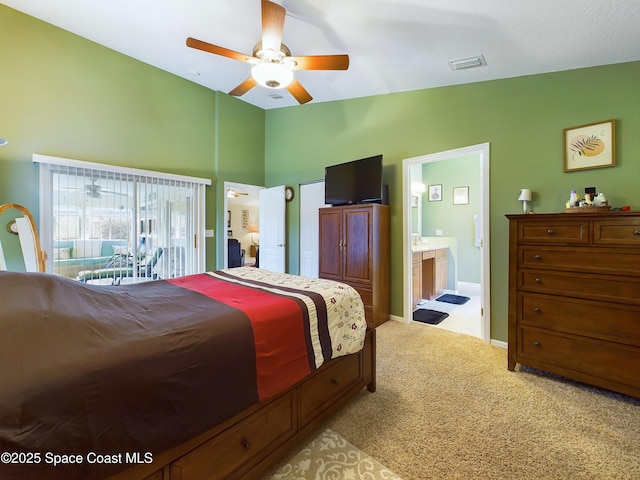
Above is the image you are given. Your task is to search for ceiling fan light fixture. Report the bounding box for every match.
[251,62,293,89]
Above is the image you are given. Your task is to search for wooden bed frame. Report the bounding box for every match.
[108,328,376,480]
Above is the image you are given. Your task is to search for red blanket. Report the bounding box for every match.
[169,272,327,400]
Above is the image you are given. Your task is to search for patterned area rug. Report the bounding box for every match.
[268,428,403,480]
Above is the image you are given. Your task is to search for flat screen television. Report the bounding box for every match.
[325,155,383,206]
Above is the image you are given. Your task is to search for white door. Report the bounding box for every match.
[259,185,285,272]
[299,181,327,278]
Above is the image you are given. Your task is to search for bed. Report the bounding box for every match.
[0,267,376,480]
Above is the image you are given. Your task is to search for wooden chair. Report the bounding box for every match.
[0,203,46,272]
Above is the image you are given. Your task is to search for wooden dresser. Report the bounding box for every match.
[319,204,390,328]
[506,212,640,398]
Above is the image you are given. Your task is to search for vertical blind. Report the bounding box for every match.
[35,154,210,284]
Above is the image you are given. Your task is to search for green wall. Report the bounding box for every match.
[0,5,264,271]
[265,61,640,341]
[420,155,481,283]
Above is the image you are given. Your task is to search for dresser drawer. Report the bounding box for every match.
[518,326,640,387]
[517,221,589,244]
[594,219,640,246]
[519,293,640,347]
[299,352,361,425]
[519,246,640,275]
[519,269,640,305]
[170,392,297,480]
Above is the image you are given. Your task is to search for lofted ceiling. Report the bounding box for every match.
[3,0,640,110]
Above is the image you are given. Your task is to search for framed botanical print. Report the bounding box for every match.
[564,119,615,172]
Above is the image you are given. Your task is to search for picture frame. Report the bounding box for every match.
[453,186,469,205]
[428,184,442,202]
[563,119,615,172]
[241,209,249,230]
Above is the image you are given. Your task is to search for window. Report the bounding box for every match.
[35,154,211,284]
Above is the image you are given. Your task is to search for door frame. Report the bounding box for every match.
[402,143,491,343]
[223,181,263,269]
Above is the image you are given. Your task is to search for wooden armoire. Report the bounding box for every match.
[319,203,390,328]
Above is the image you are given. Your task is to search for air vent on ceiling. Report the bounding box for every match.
[447,54,487,71]
[269,93,285,100]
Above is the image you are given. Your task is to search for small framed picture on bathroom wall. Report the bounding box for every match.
[453,186,469,205]
[428,184,442,202]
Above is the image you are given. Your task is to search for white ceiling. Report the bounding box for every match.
[3,0,640,110]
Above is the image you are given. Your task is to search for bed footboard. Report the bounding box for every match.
[109,328,376,480]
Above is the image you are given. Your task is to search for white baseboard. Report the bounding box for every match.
[491,339,507,349]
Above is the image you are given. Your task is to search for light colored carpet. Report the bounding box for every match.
[266,320,640,480]
[268,428,402,480]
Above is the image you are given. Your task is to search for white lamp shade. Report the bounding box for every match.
[518,189,532,201]
[251,63,293,89]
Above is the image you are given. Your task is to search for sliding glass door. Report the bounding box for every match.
[36,155,210,284]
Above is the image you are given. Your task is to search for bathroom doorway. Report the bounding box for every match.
[402,143,490,342]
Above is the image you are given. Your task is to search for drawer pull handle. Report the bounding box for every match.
[534,278,541,284]
[634,230,640,236]
[533,341,541,347]
[546,229,554,235]
[242,440,251,451]
[534,254,542,260]
[534,307,541,313]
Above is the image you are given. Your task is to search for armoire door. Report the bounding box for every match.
[318,208,343,281]
[342,207,373,285]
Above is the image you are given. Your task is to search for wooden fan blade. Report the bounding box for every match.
[229,77,258,97]
[287,78,313,104]
[261,0,286,55]
[186,37,253,63]
[288,54,350,71]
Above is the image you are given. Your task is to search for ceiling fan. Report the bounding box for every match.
[186,0,349,104]
[227,187,249,198]
[85,179,105,198]
[61,179,127,199]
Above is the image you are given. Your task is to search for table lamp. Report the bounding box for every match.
[518,188,532,213]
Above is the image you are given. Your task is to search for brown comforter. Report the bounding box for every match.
[0,268,366,480]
